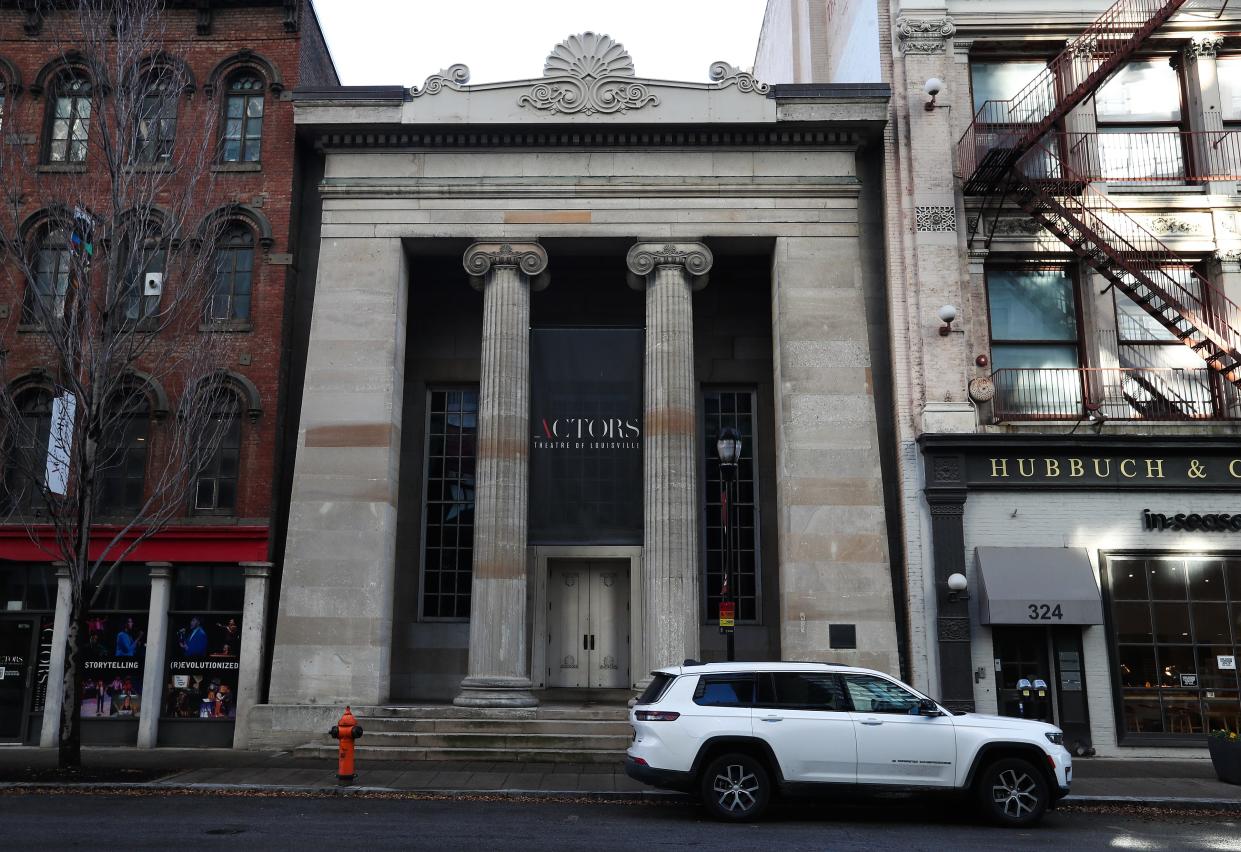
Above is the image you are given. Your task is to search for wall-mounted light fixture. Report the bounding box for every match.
[924,77,943,111]
[947,572,970,602]
[938,304,958,336]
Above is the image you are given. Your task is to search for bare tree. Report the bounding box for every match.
[0,0,238,769]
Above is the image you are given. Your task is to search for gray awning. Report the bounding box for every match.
[975,547,1104,626]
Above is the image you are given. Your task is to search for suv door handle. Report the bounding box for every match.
[860,719,883,726]
[759,716,784,722]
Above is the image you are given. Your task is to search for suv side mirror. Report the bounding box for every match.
[918,698,944,717]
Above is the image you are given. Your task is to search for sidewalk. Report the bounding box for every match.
[0,748,1238,806]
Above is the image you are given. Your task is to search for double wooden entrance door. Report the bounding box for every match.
[547,560,629,689]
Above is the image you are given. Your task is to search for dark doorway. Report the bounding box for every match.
[0,617,37,742]
[992,625,1094,753]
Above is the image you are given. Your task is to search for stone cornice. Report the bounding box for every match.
[316,177,863,201]
[308,126,864,153]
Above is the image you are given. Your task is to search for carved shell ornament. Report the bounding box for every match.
[519,32,658,116]
[544,32,635,79]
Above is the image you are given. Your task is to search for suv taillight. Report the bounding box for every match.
[635,710,680,721]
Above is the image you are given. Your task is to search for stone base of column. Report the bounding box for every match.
[453,675,539,708]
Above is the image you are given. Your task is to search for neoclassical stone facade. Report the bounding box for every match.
[250,34,901,741]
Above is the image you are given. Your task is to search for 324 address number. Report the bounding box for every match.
[1027,604,1064,621]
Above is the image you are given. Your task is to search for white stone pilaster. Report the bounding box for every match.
[233,562,272,748]
[137,563,172,748]
[38,564,72,748]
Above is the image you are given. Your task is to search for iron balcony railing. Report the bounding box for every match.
[1050,130,1241,183]
[990,367,1239,422]
[955,0,1227,192]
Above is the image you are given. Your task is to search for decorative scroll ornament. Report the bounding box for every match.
[411,63,470,97]
[519,32,658,115]
[1186,35,1224,59]
[625,242,713,277]
[992,217,1045,236]
[463,242,549,277]
[708,61,770,95]
[601,655,618,670]
[561,655,579,669]
[1147,215,1197,235]
[895,17,956,54]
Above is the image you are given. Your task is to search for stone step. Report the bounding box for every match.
[354,717,633,736]
[354,731,633,750]
[352,704,629,722]
[292,743,627,764]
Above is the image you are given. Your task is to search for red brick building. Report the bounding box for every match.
[0,0,336,747]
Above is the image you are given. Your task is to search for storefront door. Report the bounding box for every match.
[993,627,1055,723]
[547,560,629,688]
[0,618,36,742]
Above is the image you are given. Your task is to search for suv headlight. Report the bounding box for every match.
[1045,731,1064,746]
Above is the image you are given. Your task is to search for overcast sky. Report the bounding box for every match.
[311,0,769,87]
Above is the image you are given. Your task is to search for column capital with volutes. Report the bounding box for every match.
[625,241,713,291]
[463,241,549,291]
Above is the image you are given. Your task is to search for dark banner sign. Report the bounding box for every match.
[529,327,643,544]
[923,437,1241,491]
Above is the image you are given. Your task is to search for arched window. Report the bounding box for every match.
[221,73,263,163]
[4,388,52,512]
[193,391,240,514]
[135,69,177,163]
[210,224,253,322]
[97,391,149,514]
[118,225,165,324]
[23,227,71,323]
[46,73,92,163]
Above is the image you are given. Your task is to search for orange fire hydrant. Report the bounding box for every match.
[329,706,364,785]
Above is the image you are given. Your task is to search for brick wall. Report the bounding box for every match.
[0,1,332,530]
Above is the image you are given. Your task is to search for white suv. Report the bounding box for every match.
[625,661,1072,826]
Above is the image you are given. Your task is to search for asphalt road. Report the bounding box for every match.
[4,792,1240,851]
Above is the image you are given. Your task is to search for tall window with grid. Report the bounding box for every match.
[135,70,177,164]
[421,388,478,619]
[210,225,253,322]
[4,389,52,512]
[221,74,263,163]
[24,229,71,323]
[193,393,241,514]
[97,392,150,515]
[703,389,759,623]
[46,74,91,163]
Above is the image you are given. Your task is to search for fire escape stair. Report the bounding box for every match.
[1009,153,1241,387]
[956,0,1236,387]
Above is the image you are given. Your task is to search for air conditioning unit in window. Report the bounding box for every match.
[144,272,163,296]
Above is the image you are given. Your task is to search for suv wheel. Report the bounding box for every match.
[976,757,1050,827]
[700,753,771,822]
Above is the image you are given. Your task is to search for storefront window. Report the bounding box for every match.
[163,566,243,720]
[81,565,149,720]
[1105,555,1241,740]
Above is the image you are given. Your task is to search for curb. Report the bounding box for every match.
[1063,794,1241,810]
[0,780,687,800]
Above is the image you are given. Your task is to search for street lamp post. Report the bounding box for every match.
[716,426,742,662]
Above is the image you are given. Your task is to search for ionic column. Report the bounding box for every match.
[454,242,549,708]
[137,563,172,748]
[627,242,712,672]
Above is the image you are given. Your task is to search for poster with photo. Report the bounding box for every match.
[163,614,241,719]
[79,613,147,719]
